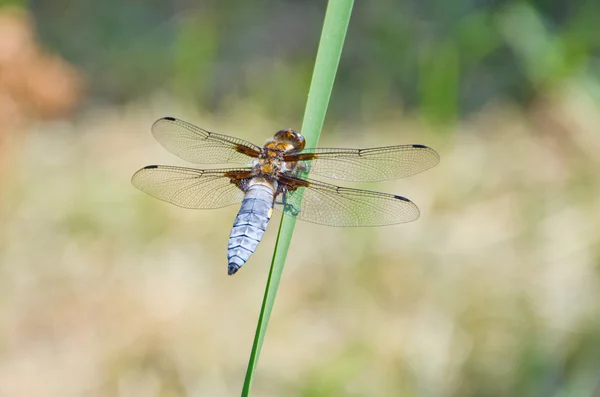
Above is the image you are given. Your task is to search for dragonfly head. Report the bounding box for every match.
[273,129,306,151]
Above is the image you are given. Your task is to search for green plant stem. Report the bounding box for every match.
[240,0,354,395]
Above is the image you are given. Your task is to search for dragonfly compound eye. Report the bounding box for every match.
[274,129,305,151]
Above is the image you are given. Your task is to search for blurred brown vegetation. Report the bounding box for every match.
[0,6,82,182]
[1,2,600,397]
[0,8,81,122]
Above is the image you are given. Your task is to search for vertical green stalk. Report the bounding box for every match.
[241,0,354,395]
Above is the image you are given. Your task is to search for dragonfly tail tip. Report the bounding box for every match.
[228,263,241,276]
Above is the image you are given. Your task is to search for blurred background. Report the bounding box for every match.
[1,0,599,396]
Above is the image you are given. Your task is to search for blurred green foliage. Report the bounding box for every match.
[0,0,23,6]
[30,0,600,124]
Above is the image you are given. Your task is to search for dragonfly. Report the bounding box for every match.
[132,117,439,275]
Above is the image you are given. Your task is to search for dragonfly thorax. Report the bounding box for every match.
[254,151,284,178]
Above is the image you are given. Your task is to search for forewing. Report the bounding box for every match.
[284,145,439,182]
[131,165,251,209]
[151,117,261,164]
[274,176,420,227]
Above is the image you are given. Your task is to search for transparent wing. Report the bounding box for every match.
[284,145,439,182]
[151,117,261,164]
[274,177,420,227]
[131,165,251,209]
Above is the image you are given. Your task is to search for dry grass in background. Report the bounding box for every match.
[1,84,599,396]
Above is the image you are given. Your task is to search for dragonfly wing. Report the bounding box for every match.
[151,117,261,165]
[284,145,439,182]
[273,176,420,227]
[131,165,252,209]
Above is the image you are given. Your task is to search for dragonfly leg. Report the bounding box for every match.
[296,163,308,172]
[285,203,300,216]
[275,191,300,216]
[283,194,301,216]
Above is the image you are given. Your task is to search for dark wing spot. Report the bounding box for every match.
[394,195,411,202]
[163,116,176,121]
[412,144,428,149]
[144,165,159,169]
